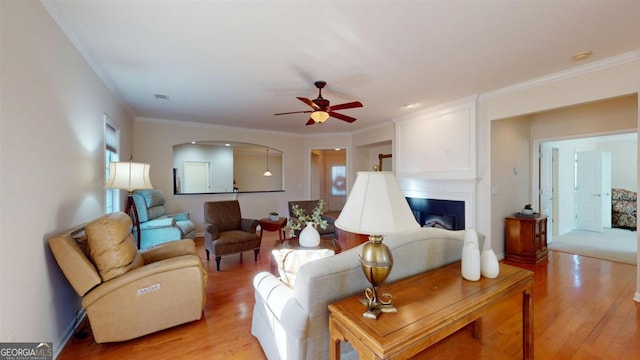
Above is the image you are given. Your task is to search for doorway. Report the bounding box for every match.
[310,148,347,212]
[537,132,636,242]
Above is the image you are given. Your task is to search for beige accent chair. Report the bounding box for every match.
[48,212,207,343]
[203,200,261,271]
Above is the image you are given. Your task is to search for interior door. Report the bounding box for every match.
[575,151,611,232]
[539,143,554,243]
[184,161,210,193]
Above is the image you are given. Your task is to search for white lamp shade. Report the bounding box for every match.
[104,161,153,191]
[335,171,419,235]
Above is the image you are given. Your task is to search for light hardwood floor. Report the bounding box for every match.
[57,232,639,359]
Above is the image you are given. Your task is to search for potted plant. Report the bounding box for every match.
[522,204,534,215]
[288,200,329,246]
[269,211,279,221]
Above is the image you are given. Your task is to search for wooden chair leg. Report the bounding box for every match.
[206,249,210,261]
[253,248,260,262]
[215,256,221,271]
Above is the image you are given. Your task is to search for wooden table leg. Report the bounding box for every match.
[522,289,533,360]
[471,318,482,339]
[329,316,342,360]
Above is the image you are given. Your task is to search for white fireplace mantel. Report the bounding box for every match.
[393,97,478,229]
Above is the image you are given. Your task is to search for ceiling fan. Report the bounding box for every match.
[274,80,363,125]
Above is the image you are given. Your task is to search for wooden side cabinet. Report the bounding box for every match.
[505,214,548,265]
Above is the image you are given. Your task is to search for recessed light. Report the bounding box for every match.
[572,51,592,61]
[403,103,418,109]
[191,141,196,144]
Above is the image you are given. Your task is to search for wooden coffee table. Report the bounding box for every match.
[329,261,534,359]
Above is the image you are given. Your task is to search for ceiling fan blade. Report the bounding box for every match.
[274,110,312,116]
[328,101,363,111]
[329,111,357,123]
[297,97,319,110]
[305,118,316,126]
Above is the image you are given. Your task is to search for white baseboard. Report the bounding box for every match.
[55,309,87,359]
[634,292,640,303]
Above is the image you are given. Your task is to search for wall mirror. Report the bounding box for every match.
[172,141,283,194]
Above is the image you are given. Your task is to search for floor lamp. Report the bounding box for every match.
[104,160,153,248]
[334,171,420,319]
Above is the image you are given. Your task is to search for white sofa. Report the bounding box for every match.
[251,227,481,360]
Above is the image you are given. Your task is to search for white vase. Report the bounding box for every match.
[461,229,481,281]
[480,238,500,278]
[299,222,320,247]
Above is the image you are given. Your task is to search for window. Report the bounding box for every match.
[331,165,346,196]
[105,117,119,213]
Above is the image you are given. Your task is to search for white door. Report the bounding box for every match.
[539,144,556,243]
[575,151,611,232]
[184,161,210,193]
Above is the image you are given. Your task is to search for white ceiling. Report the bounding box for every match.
[44,0,640,134]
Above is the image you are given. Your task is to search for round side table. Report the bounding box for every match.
[259,217,288,241]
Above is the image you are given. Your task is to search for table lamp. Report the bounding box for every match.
[104,159,153,248]
[334,171,420,319]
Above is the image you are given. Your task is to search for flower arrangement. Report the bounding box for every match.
[289,200,328,236]
[268,211,279,221]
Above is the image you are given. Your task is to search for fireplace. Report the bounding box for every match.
[406,197,465,231]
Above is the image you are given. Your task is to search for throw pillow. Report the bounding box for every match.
[272,248,334,287]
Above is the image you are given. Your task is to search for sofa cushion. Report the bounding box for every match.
[176,219,196,237]
[86,212,144,281]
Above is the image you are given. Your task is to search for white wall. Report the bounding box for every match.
[0,1,133,354]
[597,135,637,191]
[490,116,532,249]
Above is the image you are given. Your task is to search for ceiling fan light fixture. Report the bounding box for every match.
[311,110,330,123]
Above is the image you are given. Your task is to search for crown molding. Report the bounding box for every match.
[479,50,640,101]
[134,116,304,136]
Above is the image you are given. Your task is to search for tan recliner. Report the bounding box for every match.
[48,212,207,343]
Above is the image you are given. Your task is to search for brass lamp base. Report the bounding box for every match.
[359,235,395,319]
[359,286,397,319]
